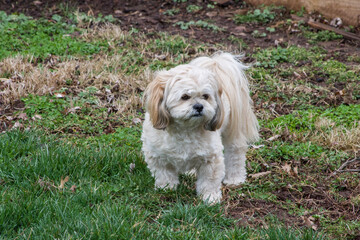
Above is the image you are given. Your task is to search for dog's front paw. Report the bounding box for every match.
[201,191,222,204]
[223,175,246,187]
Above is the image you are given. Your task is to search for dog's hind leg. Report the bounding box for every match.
[222,137,248,187]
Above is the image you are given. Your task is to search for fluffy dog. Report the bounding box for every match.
[141,53,259,203]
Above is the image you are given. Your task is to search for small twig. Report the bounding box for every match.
[328,158,360,178]
[307,20,360,42]
[339,169,360,173]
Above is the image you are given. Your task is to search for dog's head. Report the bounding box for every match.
[144,65,224,131]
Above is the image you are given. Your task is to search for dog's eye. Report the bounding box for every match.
[202,94,209,100]
[181,94,190,100]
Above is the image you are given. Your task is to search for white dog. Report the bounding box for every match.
[141,52,259,203]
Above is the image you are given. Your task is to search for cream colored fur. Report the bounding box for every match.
[141,52,259,203]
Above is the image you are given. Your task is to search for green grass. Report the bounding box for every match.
[0,11,108,61]
[0,130,324,239]
[234,6,283,24]
[267,104,360,133]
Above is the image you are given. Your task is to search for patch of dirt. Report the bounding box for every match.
[225,198,303,227]
[224,177,360,230]
[274,184,360,221]
[1,0,359,51]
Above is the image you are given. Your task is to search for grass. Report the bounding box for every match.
[0,130,324,239]
[0,11,108,61]
[1,6,359,240]
[234,6,284,24]
[174,20,224,32]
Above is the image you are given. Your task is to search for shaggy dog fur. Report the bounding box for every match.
[141,53,259,203]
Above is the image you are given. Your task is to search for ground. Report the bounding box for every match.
[0,0,359,239]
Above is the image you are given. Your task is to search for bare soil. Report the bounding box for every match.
[1,0,359,52]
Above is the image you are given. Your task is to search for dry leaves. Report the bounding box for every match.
[70,185,77,193]
[266,134,281,142]
[281,163,299,177]
[58,176,69,189]
[37,176,77,193]
[249,171,272,179]
[301,216,318,230]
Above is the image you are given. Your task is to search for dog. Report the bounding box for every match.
[141,52,259,203]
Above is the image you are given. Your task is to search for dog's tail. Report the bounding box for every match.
[190,52,259,143]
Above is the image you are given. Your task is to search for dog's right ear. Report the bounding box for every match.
[144,72,170,130]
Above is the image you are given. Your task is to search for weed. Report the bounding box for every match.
[174,20,223,32]
[302,28,343,44]
[234,6,278,24]
[228,36,248,49]
[163,8,180,16]
[252,30,267,38]
[296,6,306,17]
[186,5,203,13]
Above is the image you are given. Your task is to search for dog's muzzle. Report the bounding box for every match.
[192,103,204,117]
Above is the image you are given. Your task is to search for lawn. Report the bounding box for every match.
[0,1,359,239]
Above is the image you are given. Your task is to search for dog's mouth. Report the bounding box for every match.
[191,113,203,117]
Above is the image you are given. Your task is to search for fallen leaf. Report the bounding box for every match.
[206,11,218,18]
[293,166,299,177]
[132,118,142,125]
[129,163,136,172]
[267,134,281,141]
[12,122,23,129]
[55,93,66,98]
[17,112,28,120]
[302,216,318,230]
[282,163,292,174]
[251,144,265,149]
[59,176,69,189]
[249,171,271,179]
[33,1,42,5]
[274,38,284,46]
[234,26,247,33]
[37,178,56,191]
[70,185,77,193]
[67,106,81,114]
[32,114,42,120]
[335,89,346,96]
[330,17,342,27]
[294,85,313,94]
[293,71,301,79]
[155,54,166,60]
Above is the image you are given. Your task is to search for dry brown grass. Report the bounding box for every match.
[0,54,151,115]
[311,118,360,151]
[0,23,226,116]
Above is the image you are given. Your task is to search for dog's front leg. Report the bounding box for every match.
[196,154,225,203]
[147,157,179,190]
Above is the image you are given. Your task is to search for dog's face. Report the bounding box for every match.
[145,65,224,131]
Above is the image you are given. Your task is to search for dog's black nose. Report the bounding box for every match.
[193,103,204,112]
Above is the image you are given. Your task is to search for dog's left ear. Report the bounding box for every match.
[144,72,171,130]
[205,88,224,131]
